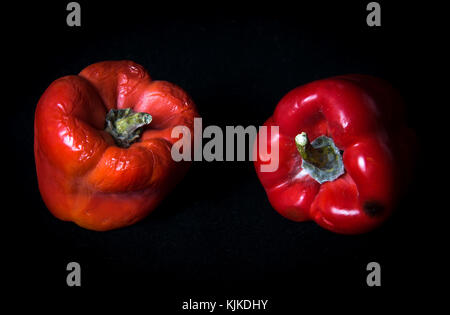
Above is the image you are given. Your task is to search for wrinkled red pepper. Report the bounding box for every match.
[254,75,414,234]
[34,61,198,231]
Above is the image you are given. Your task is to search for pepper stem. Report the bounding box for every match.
[105,108,152,148]
[294,132,345,184]
[295,132,310,160]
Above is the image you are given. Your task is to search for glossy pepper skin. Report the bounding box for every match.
[34,61,198,231]
[254,75,414,234]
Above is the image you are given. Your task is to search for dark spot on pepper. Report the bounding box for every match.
[363,201,384,217]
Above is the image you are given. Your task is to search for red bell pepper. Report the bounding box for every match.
[34,61,198,231]
[254,75,415,234]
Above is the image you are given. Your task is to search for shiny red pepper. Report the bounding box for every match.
[254,75,415,234]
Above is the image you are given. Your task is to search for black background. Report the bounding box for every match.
[5,0,438,310]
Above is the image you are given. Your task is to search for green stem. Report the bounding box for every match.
[295,132,310,161]
[294,132,345,184]
[105,108,152,148]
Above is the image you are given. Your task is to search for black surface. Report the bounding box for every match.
[5,0,438,310]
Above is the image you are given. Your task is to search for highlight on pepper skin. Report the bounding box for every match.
[34,60,199,231]
[253,74,416,234]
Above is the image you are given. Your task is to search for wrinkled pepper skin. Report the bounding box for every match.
[254,75,415,234]
[34,61,198,231]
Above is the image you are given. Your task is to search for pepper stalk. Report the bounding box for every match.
[105,108,152,148]
[294,132,345,184]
